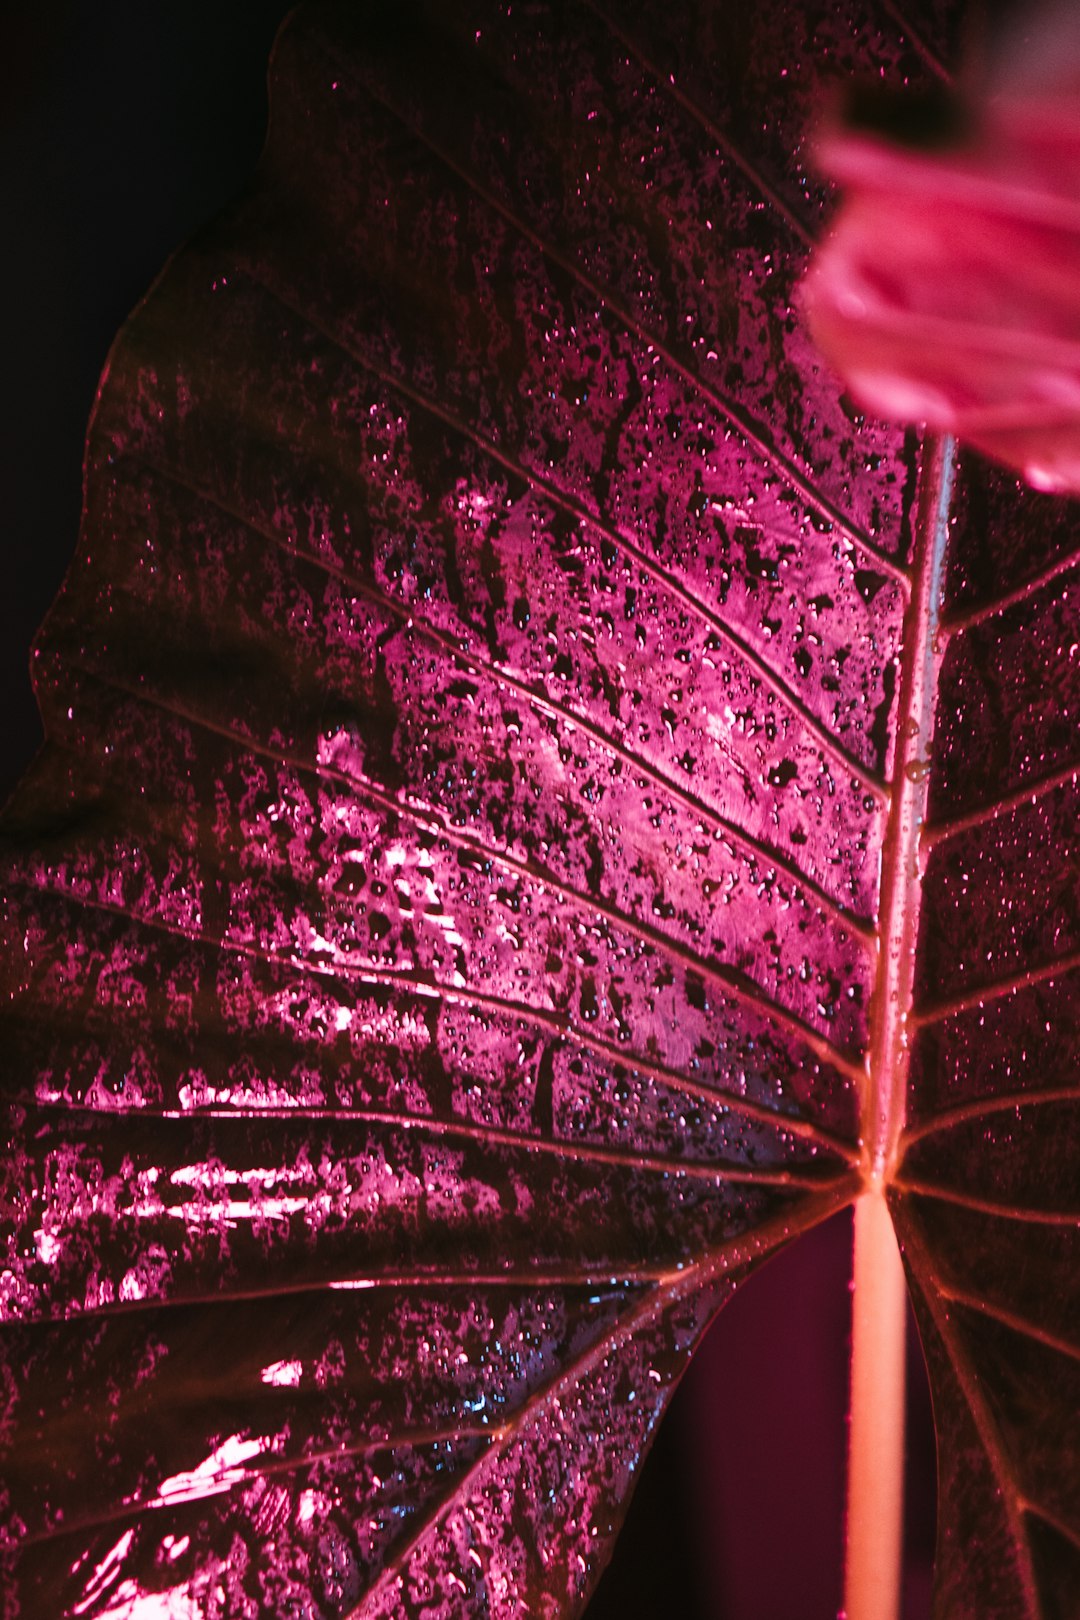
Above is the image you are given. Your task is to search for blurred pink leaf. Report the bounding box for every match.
[2,3,1079,1617]
[805,1,1080,492]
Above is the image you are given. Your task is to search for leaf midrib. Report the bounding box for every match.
[872,434,955,1182]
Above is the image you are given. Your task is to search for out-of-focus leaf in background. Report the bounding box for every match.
[806,0,1080,493]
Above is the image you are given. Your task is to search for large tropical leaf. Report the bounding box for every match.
[2,2,1077,1616]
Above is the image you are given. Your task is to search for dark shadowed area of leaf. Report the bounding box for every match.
[1,2,1078,1616]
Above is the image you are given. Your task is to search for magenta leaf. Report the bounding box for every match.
[2,3,1078,1616]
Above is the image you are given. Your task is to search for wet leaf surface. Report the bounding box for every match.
[1,2,1078,1616]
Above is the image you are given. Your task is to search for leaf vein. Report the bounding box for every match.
[896,1178,1080,1225]
[924,759,1080,848]
[940,549,1080,637]
[899,1084,1080,1151]
[17,656,871,1086]
[23,1094,853,1185]
[913,949,1080,1027]
[237,266,892,795]
[126,454,879,938]
[5,868,866,1124]
[937,1284,1080,1366]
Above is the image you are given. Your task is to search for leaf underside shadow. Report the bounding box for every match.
[2,3,1079,1617]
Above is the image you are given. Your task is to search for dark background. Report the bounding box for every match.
[1,6,936,1614]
